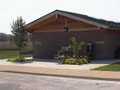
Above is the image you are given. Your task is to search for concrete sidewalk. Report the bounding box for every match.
[0,65,120,81]
[0,59,120,70]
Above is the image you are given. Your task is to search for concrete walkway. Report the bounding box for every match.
[0,58,120,81]
[0,58,120,70]
[0,65,120,81]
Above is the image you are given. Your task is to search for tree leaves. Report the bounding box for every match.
[11,17,28,50]
[70,37,85,57]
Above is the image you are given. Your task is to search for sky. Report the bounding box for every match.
[0,0,120,34]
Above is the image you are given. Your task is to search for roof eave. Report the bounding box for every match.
[27,10,110,31]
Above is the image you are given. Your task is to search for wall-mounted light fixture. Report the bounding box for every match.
[64,27,68,32]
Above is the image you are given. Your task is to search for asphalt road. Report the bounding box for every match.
[0,72,120,90]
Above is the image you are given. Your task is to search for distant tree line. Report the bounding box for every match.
[0,32,32,42]
[0,33,10,42]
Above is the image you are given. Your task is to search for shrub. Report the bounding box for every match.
[62,58,78,64]
[80,58,88,64]
[62,57,89,65]
[8,57,28,62]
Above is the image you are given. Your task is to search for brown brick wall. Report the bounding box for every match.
[32,30,120,60]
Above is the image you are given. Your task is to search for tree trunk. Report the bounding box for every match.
[18,48,21,58]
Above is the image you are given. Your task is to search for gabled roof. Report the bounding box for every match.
[27,10,120,30]
[59,10,120,28]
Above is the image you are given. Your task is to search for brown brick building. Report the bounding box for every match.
[27,10,120,60]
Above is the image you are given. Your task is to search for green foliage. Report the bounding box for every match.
[62,57,88,65]
[0,50,32,59]
[92,62,120,71]
[80,57,89,64]
[0,51,19,59]
[70,37,85,57]
[8,57,28,62]
[8,34,14,43]
[28,33,32,42]
[11,17,28,51]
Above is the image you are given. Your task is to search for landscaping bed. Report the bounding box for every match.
[62,57,89,65]
[8,57,28,62]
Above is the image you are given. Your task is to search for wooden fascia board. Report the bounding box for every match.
[27,11,58,29]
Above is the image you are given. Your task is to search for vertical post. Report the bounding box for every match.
[65,19,68,27]
[56,14,58,19]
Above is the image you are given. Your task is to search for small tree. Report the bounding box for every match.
[11,17,28,57]
[70,37,85,58]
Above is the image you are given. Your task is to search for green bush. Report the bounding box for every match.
[80,58,88,64]
[8,57,28,62]
[62,57,88,65]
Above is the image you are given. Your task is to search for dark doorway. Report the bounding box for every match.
[115,48,120,59]
[87,43,94,60]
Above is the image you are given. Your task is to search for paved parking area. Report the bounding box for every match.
[0,72,120,90]
[0,58,120,70]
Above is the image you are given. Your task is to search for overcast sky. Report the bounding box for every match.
[0,0,120,34]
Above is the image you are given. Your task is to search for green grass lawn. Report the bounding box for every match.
[0,50,32,59]
[92,62,120,71]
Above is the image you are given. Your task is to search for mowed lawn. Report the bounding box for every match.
[0,51,32,59]
[0,42,32,59]
[0,51,19,59]
[92,62,120,71]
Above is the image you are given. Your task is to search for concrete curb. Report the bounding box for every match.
[1,70,120,82]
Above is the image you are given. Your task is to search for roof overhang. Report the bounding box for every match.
[27,10,110,32]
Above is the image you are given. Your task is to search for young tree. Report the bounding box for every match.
[7,34,13,43]
[11,17,28,57]
[70,37,85,58]
[28,33,32,42]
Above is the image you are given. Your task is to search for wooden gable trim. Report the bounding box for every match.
[27,11,58,29]
[27,10,110,32]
